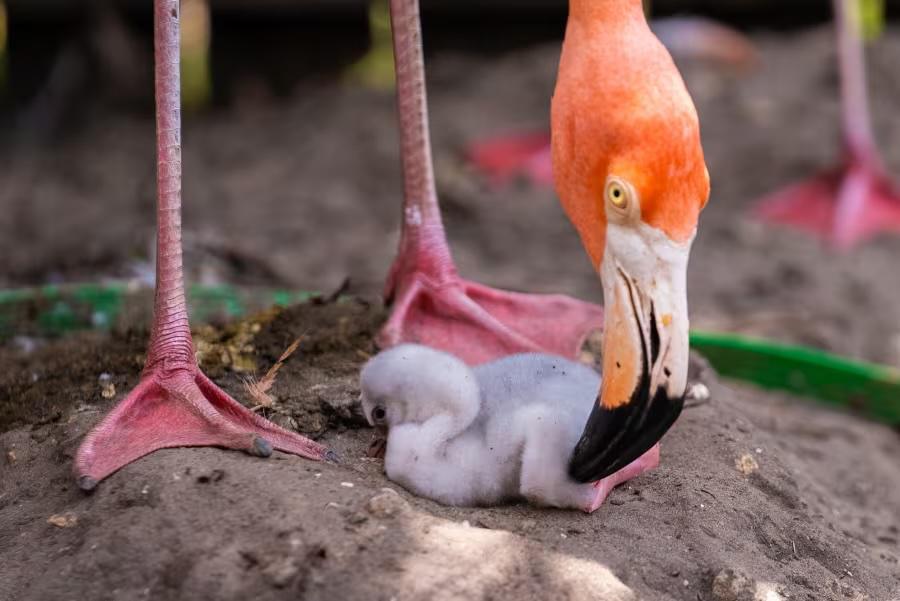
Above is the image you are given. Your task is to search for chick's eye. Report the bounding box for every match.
[372,406,386,422]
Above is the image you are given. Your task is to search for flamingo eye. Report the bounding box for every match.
[372,406,387,422]
[607,181,627,209]
[604,176,640,222]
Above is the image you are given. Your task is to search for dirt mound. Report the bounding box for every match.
[1,302,898,601]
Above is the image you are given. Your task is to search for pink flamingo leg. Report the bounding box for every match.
[754,0,900,248]
[380,0,603,366]
[74,0,328,491]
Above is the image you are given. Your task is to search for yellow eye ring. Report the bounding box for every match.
[607,181,628,209]
[604,176,640,222]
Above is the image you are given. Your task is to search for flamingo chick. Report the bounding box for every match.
[359,344,659,512]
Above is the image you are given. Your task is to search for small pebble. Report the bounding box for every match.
[13,336,41,354]
[340,482,354,488]
[262,558,300,589]
[347,512,369,525]
[47,514,78,528]
[6,450,16,465]
[711,568,755,601]
[98,373,116,399]
[196,469,225,484]
[736,453,759,476]
[366,490,408,518]
[686,382,710,402]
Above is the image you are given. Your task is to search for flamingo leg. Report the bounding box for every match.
[74,0,328,491]
[754,0,900,248]
[380,0,603,366]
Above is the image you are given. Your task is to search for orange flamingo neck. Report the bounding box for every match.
[568,0,645,24]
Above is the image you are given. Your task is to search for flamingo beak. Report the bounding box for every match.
[569,224,692,482]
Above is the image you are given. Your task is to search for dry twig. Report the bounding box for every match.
[244,335,304,411]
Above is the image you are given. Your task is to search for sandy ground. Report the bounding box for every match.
[2,25,900,601]
[1,301,899,601]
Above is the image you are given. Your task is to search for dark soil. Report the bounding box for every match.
[2,25,900,601]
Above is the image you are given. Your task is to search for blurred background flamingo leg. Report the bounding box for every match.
[753,0,900,248]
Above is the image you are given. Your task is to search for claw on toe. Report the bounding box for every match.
[250,436,274,458]
[77,475,98,492]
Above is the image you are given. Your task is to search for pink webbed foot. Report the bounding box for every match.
[582,444,660,513]
[74,365,329,490]
[754,161,900,248]
[378,258,603,365]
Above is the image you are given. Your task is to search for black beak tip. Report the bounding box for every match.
[568,388,685,483]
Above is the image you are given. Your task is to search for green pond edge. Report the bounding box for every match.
[2,283,898,425]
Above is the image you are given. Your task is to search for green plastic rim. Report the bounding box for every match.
[0,282,321,340]
[1,283,898,425]
[690,330,900,425]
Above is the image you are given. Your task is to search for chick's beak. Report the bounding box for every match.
[569,231,691,482]
[367,424,388,459]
